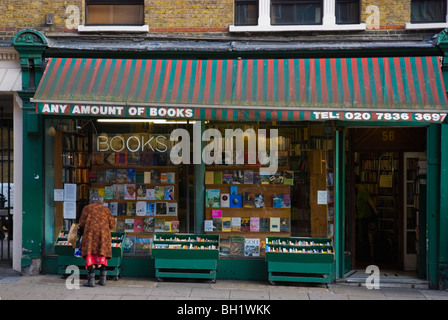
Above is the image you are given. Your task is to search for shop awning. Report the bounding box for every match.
[32,56,448,123]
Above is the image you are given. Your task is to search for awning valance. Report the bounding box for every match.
[32,56,448,123]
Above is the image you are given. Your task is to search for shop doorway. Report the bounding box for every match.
[0,95,14,266]
[346,127,427,276]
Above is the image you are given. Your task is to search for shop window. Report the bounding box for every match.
[410,0,447,24]
[85,0,144,25]
[335,0,359,24]
[235,0,259,26]
[271,0,323,25]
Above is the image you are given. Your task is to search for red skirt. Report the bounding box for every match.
[85,254,108,269]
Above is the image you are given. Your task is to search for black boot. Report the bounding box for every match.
[98,269,107,286]
[83,269,95,287]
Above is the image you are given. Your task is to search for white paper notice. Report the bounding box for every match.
[54,189,64,202]
[63,201,77,219]
[317,190,328,205]
[64,183,77,202]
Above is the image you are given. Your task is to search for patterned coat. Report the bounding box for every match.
[79,202,115,258]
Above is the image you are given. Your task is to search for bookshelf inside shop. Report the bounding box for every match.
[204,124,336,260]
[354,151,400,265]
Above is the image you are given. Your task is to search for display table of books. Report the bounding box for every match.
[152,233,220,282]
[54,230,125,280]
[265,236,335,284]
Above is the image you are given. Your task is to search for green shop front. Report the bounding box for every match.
[13,29,448,288]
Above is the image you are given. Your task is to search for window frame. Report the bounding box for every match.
[406,0,448,30]
[78,0,149,33]
[230,0,365,32]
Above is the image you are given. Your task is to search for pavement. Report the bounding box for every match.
[1,270,448,301]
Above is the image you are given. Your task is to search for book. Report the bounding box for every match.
[136,184,147,200]
[231,217,241,232]
[128,152,140,165]
[230,237,245,256]
[166,172,175,184]
[154,218,165,232]
[212,217,222,232]
[241,217,250,232]
[126,168,136,183]
[88,170,97,183]
[254,193,265,208]
[243,170,254,184]
[273,194,283,208]
[250,217,260,232]
[150,169,161,184]
[243,192,255,208]
[113,184,125,200]
[205,171,214,184]
[96,170,106,183]
[135,238,152,255]
[140,152,153,166]
[204,220,214,232]
[220,193,230,207]
[214,171,222,184]
[117,203,127,216]
[164,221,171,233]
[222,170,233,184]
[230,194,242,208]
[260,172,270,184]
[206,189,220,207]
[146,202,156,216]
[125,218,134,232]
[154,185,165,200]
[160,172,168,184]
[124,184,136,200]
[109,201,118,216]
[244,238,260,257]
[105,169,115,183]
[270,217,280,232]
[164,186,174,200]
[115,169,128,183]
[283,170,294,185]
[233,170,244,184]
[123,236,135,255]
[116,219,125,232]
[105,152,116,165]
[146,188,155,200]
[116,152,128,165]
[156,202,167,215]
[143,171,151,184]
[126,202,136,216]
[259,218,270,232]
[219,238,230,256]
[282,194,291,208]
[167,202,177,216]
[134,219,144,232]
[280,218,290,232]
[171,221,180,233]
[211,209,223,218]
[104,186,114,200]
[222,217,231,232]
[136,201,146,216]
[143,217,154,232]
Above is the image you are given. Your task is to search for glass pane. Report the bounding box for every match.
[235,1,258,26]
[336,0,360,24]
[411,0,446,23]
[87,4,144,25]
[271,1,323,25]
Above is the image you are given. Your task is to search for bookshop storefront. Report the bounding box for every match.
[27,54,448,285]
[12,28,448,286]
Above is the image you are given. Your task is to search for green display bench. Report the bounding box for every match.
[54,231,125,280]
[152,233,220,282]
[265,236,335,284]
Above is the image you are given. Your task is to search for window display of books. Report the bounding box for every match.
[90,165,178,237]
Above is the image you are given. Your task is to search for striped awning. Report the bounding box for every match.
[32,56,448,122]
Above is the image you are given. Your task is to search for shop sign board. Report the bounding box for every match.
[36,103,447,123]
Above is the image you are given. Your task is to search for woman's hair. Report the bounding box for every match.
[90,193,104,204]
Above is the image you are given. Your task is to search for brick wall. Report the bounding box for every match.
[0,0,426,42]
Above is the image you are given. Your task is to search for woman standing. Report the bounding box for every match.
[78,193,115,287]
